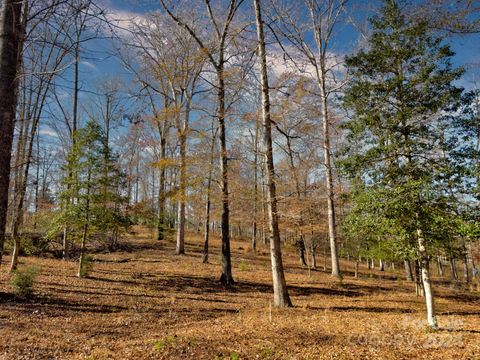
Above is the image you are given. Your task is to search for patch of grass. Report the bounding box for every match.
[259,347,276,359]
[11,266,39,298]
[238,261,247,271]
[154,335,175,351]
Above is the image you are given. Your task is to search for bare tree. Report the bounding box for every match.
[268,0,348,277]
[9,1,74,270]
[253,0,292,307]
[0,0,27,266]
[160,0,246,286]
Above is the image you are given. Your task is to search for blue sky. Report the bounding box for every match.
[44,0,479,137]
[90,0,480,87]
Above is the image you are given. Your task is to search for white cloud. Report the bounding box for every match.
[80,60,97,71]
[103,8,149,39]
[39,128,59,138]
[266,45,346,88]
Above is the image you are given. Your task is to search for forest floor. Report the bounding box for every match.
[0,227,479,360]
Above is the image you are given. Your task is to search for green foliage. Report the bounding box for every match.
[340,0,466,262]
[11,266,39,297]
[19,235,50,256]
[47,120,130,249]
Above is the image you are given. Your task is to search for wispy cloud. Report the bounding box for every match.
[80,60,98,71]
[39,127,59,138]
[103,8,148,38]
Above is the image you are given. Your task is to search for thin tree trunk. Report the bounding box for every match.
[260,161,267,245]
[298,238,307,266]
[404,260,413,281]
[417,229,437,328]
[77,222,88,277]
[33,131,40,230]
[254,0,291,307]
[203,126,216,263]
[463,247,470,284]
[310,20,340,278]
[175,132,186,255]
[78,164,91,278]
[311,242,317,270]
[436,256,444,277]
[252,120,258,252]
[157,135,166,240]
[323,242,327,271]
[450,257,458,280]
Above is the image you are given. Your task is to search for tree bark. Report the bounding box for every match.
[157,135,166,240]
[217,70,234,286]
[404,260,413,281]
[175,130,186,255]
[203,126,216,263]
[436,256,444,277]
[251,116,259,252]
[463,246,470,284]
[0,0,25,266]
[254,0,292,307]
[308,3,341,278]
[417,229,437,328]
[450,257,458,280]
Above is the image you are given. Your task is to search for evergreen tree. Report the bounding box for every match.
[341,0,464,329]
[49,120,129,277]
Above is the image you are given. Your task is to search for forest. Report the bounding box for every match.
[0,0,479,358]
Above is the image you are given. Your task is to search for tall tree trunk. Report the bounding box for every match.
[310,21,340,278]
[78,163,91,278]
[260,160,267,245]
[417,229,437,328]
[0,0,25,266]
[203,126,216,263]
[251,116,259,252]
[310,242,317,270]
[297,238,307,266]
[33,131,40,230]
[157,136,166,240]
[217,69,234,286]
[436,256,444,277]
[450,257,458,280]
[463,251,470,285]
[176,131,186,255]
[404,260,413,281]
[254,0,291,307]
[62,34,81,260]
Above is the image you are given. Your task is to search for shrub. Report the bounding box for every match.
[11,266,39,297]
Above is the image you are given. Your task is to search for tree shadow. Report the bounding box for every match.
[0,292,127,314]
[438,292,480,303]
[307,304,415,314]
[144,275,363,298]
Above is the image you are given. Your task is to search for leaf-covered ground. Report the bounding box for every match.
[1,228,479,359]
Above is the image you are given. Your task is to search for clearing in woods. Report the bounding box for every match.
[0,228,479,359]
